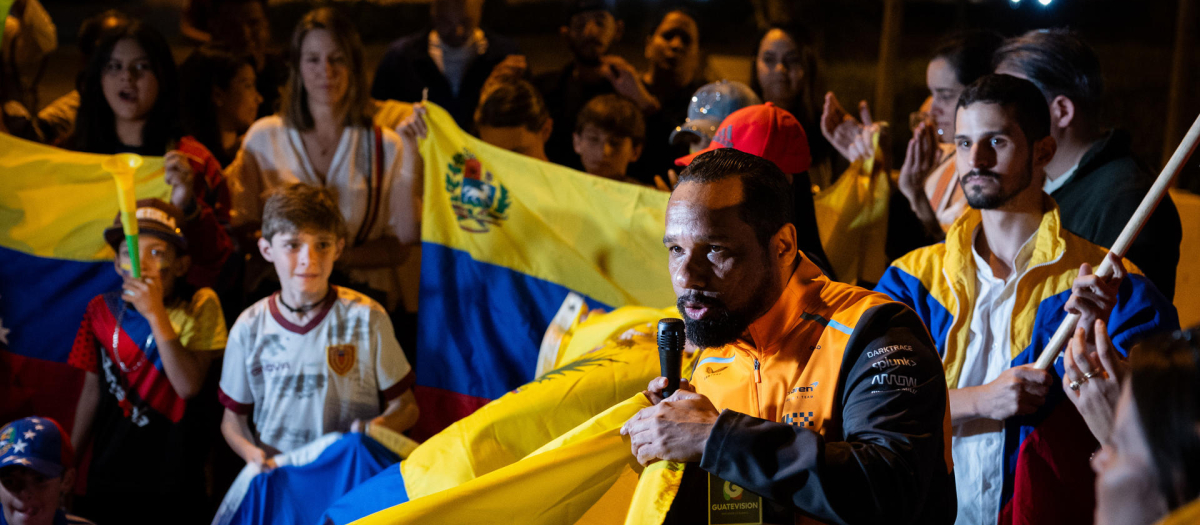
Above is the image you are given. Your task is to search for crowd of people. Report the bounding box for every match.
[0,0,1196,524]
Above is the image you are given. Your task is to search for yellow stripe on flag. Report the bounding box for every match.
[624,460,687,525]
[354,395,651,525]
[400,306,683,500]
[0,133,169,261]
[418,103,673,308]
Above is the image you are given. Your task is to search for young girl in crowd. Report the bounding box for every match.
[67,21,233,289]
[227,7,416,313]
[180,45,263,168]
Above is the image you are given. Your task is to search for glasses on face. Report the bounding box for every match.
[104,60,155,78]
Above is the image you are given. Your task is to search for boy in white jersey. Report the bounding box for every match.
[218,184,418,468]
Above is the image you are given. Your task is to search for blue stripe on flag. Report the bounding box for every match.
[320,464,408,525]
[0,245,121,362]
[416,242,610,401]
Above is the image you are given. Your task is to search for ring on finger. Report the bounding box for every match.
[1069,380,1081,391]
[1083,371,1100,380]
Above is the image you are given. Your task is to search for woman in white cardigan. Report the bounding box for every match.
[227,7,417,310]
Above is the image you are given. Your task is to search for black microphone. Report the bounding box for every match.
[658,318,684,398]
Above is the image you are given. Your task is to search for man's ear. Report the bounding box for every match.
[258,237,274,263]
[334,238,346,261]
[1049,95,1076,131]
[631,142,643,162]
[540,117,554,144]
[212,85,227,110]
[771,223,799,270]
[572,132,584,154]
[175,254,192,279]
[1033,134,1058,171]
[59,468,76,498]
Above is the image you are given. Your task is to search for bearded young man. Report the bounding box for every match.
[620,148,957,524]
[873,74,1177,525]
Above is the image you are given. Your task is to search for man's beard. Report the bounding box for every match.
[675,264,781,349]
[961,160,1033,209]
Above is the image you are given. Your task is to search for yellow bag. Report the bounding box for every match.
[813,131,891,285]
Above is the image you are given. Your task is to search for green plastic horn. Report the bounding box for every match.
[101,153,144,278]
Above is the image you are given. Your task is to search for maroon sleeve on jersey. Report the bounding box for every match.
[380,369,416,402]
[218,387,254,415]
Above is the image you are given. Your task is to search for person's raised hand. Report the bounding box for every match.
[1062,319,1127,445]
[621,389,718,466]
[977,364,1053,420]
[898,121,939,200]
[1065,252,1126,339]
[601,56,659,113]
[821,92,873,162]
[122,275,167,318]
[653,169,679,192]
[396,103,429,149]
[163,151,196,212]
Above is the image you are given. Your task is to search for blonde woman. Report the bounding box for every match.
[228,7,418,311]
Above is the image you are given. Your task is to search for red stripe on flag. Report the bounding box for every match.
[410,385,491,441]
[1000,400,1098,525]
[0,351,85,432]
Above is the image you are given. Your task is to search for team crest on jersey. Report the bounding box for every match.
[327,344,356,376]
[445,148,512,233]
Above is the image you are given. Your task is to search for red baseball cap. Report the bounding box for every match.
[674,102,812,174]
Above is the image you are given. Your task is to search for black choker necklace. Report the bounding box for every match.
[278,294,322,314]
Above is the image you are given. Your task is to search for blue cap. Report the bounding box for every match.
[0,417,72,478]
[669,80,762,148]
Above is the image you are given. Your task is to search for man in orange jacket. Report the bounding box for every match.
[621,148,957,524]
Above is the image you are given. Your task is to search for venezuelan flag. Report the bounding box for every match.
[0,133,167,427]
[320,306,688,524]
[413,103,673,438]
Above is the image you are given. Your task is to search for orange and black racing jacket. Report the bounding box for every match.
[689,255,957,525]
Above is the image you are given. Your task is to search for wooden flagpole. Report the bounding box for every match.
[1034,112,1200,370]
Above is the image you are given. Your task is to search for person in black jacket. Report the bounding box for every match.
[995,29,1182,300]
[370,0,519,130]
[622,148,956,524]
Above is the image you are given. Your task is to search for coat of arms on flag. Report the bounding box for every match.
[327,344,356,376]
[445,148,512,233]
